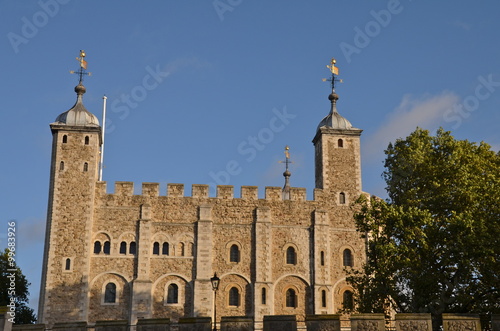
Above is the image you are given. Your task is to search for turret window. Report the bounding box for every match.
[59,161,65,171]
[84,136,90,145]
[339,192,346,204]
[230,244,240,263]
[286,246,297,265]
[103,241,110,255]
[94,241,101,254]
[285,288,297,308]
[261,287,267,305]
[338,138,344,148]
[320,251,325,266]
[104,283,117,303]
[83,162,88,172]
[153,242,160,255]
[129,241,137,255]
[166,284,179,304]
[343,249,353,267]
[119,241,127,255]
[65,258,71,271]
[321,290,327,307]
[343,290,354,310]
[229,287,240,307]
[162,242,169,255]
[62,135,68,143]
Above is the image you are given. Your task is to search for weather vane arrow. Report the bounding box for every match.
[322,57,342,92]
[70,50,92,83]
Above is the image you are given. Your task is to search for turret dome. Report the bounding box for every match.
[54,83,99,126]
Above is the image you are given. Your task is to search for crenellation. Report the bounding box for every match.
[167,183,184,197]
[290,187,306,201]
[216,185,233,199]
[142,183,159,197]
[265,187,282,201]
[115,182,134,196]
[241,186,258,200]
[191,184,209,198]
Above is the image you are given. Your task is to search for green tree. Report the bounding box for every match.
[0,247,36,324]
[347,128,500,318]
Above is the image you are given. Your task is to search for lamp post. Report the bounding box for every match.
[210,273,220,331]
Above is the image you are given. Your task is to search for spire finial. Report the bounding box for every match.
[279,146,293,200]
[322,58,342,114]
[323,58,342,93]
[70,50,92,84]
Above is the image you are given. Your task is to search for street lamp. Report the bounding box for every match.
[210,273,220,331]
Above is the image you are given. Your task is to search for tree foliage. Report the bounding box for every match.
[0,248,36,324]
[347,128,500,317]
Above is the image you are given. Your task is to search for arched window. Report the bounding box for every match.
[153,242,160,255]
[286,246,296,265]
[321,290,327,307]
[229,287,240,306]
[65,258,71,271]
[343,290,354,310]
[320,251,325,266]
[119,241,127,255]
[166,284,179,304]
[339,192,346,204]
[230,244,240,263]
[178,242,185,256]
[343,249,353,267]
[162,242,169,255]
[261,287,266,305]
[59,161,64,171]
[93,241,101,254]
[84,136,89,145]
[103,241,110,255]
[129,241,137,255]
[189,242,194,256]
[104,283,116,303]
[285,288,297,308]
[338,138,344,148]
[83,162,88,172]
[62,135,68,143]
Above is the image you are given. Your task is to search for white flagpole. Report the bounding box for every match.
[99,95,107,181]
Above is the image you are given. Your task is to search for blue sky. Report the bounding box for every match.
[1,1,499,315]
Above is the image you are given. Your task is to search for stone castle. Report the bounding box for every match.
[38,56,367,329]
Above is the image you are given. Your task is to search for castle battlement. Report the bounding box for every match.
[95,181,315,201]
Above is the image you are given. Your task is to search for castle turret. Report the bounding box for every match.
[313,58,362,203]
[39,51,102,325]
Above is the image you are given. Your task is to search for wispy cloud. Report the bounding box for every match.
[453,19,472,31]
[363,91,460,163]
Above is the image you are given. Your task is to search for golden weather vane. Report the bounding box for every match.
[279,145,293,172]
[322,57,342,92]
[70,50,91,83]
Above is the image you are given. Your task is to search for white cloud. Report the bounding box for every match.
[363,91,460,164]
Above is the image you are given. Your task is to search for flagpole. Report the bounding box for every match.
[99,95,107,181]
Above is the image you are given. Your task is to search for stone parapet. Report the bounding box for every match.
[263,315,297,331]
[178,317,211,331]
[52,321,87,331]
[442,314,481,331]
[350,313,385,331]
[94,320,128,331]
[305,314,340,331]
[136,318,170,331]
[220,316,253,331]
[11,325,45,331]
[395,313,432,331]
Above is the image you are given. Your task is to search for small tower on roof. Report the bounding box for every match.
[312,58,363,198]
[39,50,102,324]
[280,146,293,200]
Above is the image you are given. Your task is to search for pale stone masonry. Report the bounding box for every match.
[38,77,368,328]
